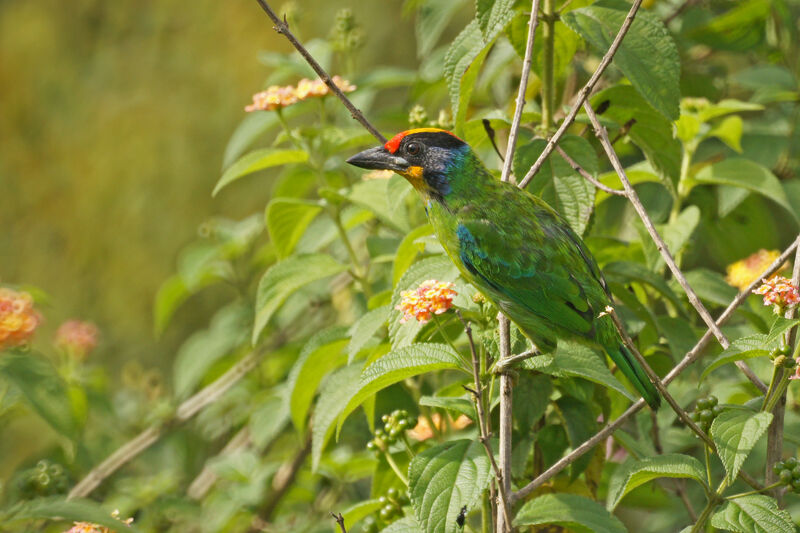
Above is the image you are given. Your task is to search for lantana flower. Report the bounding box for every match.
[55,320,100,361]
[407,413,472,441]
[725,249,783,290]
[0,288,41,351]
[244,75,355,112]
[396,280,457,324]
[753,275,800,313]
[64,511,132,533]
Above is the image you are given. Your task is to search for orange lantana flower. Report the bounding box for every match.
[396,280,457,324]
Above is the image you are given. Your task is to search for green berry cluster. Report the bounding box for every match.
[366,410,417,457]
[15,460,69,498]
[689,395,723,432]
[773,457,800,492]
[329,8,364,53]
[363,487,409,532]
[408,105,428,128]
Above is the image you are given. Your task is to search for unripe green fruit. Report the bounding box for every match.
[774,461,786,474]
[780,470,793,484]
[699,409,713,421]
[792,466,800,479]
[697,398,710,410]
[707,395,718,407]
[785,457,798,469]
[712,405,724,417]
[387,488,398,498]
[382,414,390,423]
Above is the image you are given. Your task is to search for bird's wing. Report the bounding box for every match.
[455,200,608,341]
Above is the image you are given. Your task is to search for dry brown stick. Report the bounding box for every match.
[583,101,768,393]
[331,512,348,533]
[253,0,386,143]
[511,241,798,503]
[249,431,313,530]
[518,0,644,188]
[495,314,514,533]
[765,235,800,501]
[69,349,265,499]
[501,0,543,182]
[456,311,513,531]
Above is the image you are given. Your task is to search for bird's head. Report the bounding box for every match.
[347,128,485,202]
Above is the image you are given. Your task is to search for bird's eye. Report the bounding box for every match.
[406,142,421,156]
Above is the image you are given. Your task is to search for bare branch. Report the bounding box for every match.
[583,101,768,393]
[253,0,386,143]
[501,0,543,182]
[494,349,538,372]
[512,238,798,502]
[69,349,266,499]
[495,314,514,533]
[518,0,644,188]
[331,512,348,533]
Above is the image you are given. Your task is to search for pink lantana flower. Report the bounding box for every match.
[396,280,457,324]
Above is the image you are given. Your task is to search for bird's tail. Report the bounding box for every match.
[609,344,661,409]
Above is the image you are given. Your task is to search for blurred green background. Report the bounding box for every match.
[0,0,414,372]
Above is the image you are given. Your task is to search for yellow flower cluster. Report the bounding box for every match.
[55,320,100,361]
[245,75,356,112]
[725,249,783,290]
[64,511,132,533]
[396,280,457,324]
[0,288,40,351]
[754,275,800,312]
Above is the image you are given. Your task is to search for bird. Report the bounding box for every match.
[347,128,660,409]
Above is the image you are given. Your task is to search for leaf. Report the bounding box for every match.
[213,148,308,196]
[522,341,637,401]
[173,302,250,398]
[249,388,290,448]
[554,396,597,479]
[642,206,700,271]
[509,16,581,79]
[409,439,491,533]
[710,494,795,533]
[288,327,349,432]
[700,334,770,380]
[340,499,384,531]
[265,198,324,259]
[253,254,348,342]
[336,344,467,437]
[603,261,685,312]
[416,0,469,57]
[382,517,423,533]
[765,317,800,348]
[684,268,739,307]
[711,407,773,483]
[562,0,680,119]
[4,497,138,532]
[153,275,189,336]
[690,159,795,220]
[688,0,770,52]
[348,305,391,362]
[515,493,627,533]
[591,86,682,181]
[393,224,434,287]
[222,112,280,169]
[348,179,410,232]
[606,454,707,510]
[513,135,597,235]
[420,395,476,419]
[311,364,363,470]
[706,115,744,153]
[477,0,515,39]
[513,374,552,430]
[0,353,78,438]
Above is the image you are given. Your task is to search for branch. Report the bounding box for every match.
[69,349,266,499]
[253,0,386,143]
[501,0,543,183]
[554,145,625,196]
[331,512,348,533]
[518,0,644,188]
[512,239,798,503]
[496,314,514,533]
[583,101,768,393]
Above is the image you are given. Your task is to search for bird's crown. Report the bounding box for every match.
[384,128,465,154]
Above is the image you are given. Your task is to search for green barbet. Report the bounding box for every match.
[347,128,660,409]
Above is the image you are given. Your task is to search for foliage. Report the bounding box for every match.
[3,0,800,532]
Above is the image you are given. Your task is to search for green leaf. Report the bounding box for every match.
[684,268,739,307]
[382,517,423,533]
[513,374,552,430]
[606,454,707,510]
[153,275,189,336]
[213,148,308,196]
[348,305,391,362]
[4,497,138,532]
[416,0,469,57]
[477,0,515,38]
[265,198,323,259]
[562,0,680,119]
[336,344,467,437]
[554,396,597,479]
[690,158,795,221]
[765,317,800,348]
[642,206,700,271]
[253,254,348,342]
[348,179,410,232]
[311,364,362,470]
[711,407,773,483]
[688,0,770,52]
[340,499,384,531]
[700,335,770,381]
[515,493,627,533]
[710,494,795,533]
[409,439,491,533]
[173,302,250,398]
[706,115,744,153]
[603,261,685,312]
[0,354,78,438]
[420,395,475,420]
[222,111,280,169]
[591,86,682,181]
[288,327,350,432]
[509,16,581,79]
[393,224,434,287]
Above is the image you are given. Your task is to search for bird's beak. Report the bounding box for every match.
[346,146,410,173]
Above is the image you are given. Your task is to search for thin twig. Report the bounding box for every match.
[331,512,348,533]
[496,314,513,533]
[253,0,386,143]
[584,101,768,393]
[501,0,543,182]
[554,145,625,196]
[518,0,644,188]
[69,349,266,499]
[766,234,800,501]
[456,310,513,530]
[512,240,798,503]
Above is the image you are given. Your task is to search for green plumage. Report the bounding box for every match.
[347,130,661,409]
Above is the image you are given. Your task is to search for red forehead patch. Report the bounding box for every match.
[383,128,462,154]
